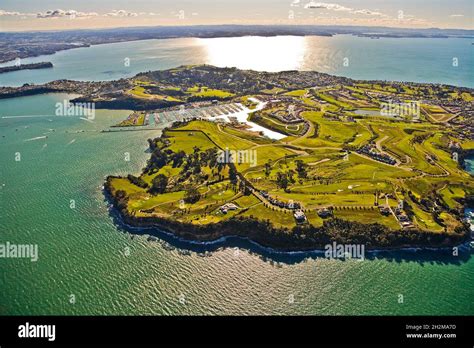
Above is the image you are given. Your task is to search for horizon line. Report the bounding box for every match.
[2,23,474,34]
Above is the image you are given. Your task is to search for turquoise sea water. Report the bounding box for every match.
[466,157,474,173]
[0,35,472,87]
[1,35,473,315]
[1,93,473,315]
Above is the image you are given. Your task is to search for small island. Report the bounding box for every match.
[96,65,474,251]
[0,62,53,74]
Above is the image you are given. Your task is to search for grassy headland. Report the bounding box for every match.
[102,66,473,250]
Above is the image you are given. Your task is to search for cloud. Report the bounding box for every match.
[353,9,385,17]
[139,12,160,16]
[300,2,431,26]
[304,2,352,12]
[302,2,387,17]
[0,9,35,16]
[4,8,155,19]
[290,0,301,7]
[450,14,464,17]
[104,10,138,17]
[0,10,21,16]
[37,9,98,18]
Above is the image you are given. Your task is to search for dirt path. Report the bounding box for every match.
[375,135,389,152]
[308,158,331,166]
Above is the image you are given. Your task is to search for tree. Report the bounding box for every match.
[171,151,186,168]
[150,174,168,194]
[229,164,238,185]
[287,170,296,184]
[239,181,252,195]
[147,138,157,151]
[192,163,201,175]
[276,172,289,190]
[184,186,201,204]
[264,160,272,177]
[207,148,218,168]
[295,160,308,179]
[127,174,148,189]
[150,148,168,169]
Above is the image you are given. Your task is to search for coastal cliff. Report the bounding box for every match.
[104,176,470,252]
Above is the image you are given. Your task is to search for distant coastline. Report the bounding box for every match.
[1,24,473,63]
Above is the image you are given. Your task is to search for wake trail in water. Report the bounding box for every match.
[24,136,47,142]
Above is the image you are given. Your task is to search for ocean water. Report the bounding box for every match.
[0,35,472,88]
[1,93,473,315]
[466,157,474,173]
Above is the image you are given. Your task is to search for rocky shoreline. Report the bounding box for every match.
[104,177,470,253]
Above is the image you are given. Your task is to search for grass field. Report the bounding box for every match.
[220,125,273,145]
[129,85,182,102]
[109,77,473,235]
[334,209,400,230]
[240,204,296,228]
[440,185,466,209]
[186,86,234,99]
[177,121,255,150]
[165,130,216,154]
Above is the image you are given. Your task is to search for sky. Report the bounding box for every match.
[0,0,472,32]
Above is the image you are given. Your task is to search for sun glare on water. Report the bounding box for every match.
[200,36,307,72]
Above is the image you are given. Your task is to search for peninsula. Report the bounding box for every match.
[0,62,53,74]
[99,66,473,251]
[2,65,473,250]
